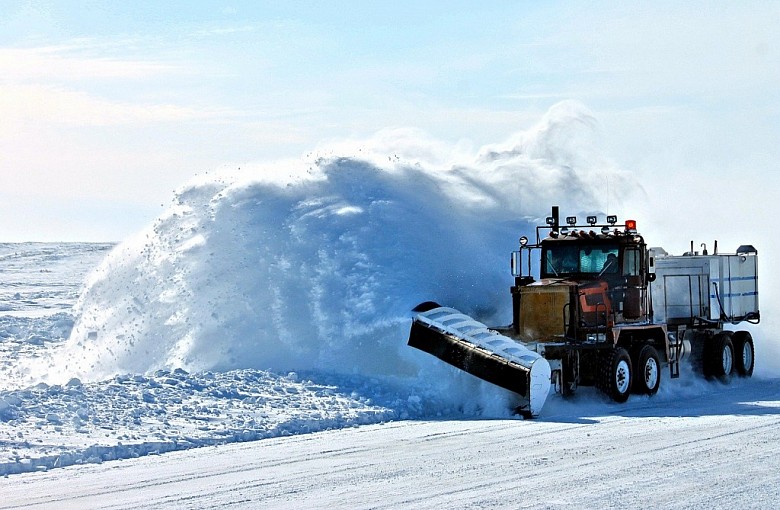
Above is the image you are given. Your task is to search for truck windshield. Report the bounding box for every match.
[543,243,619,277]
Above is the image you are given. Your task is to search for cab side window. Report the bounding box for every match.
[623,248,640,276]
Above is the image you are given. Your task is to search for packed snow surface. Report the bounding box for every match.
[5,385,780,509]
[1,102,778,510]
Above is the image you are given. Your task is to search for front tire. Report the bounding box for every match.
[732,331,755,377]
[633,344,661,396]
[598,347,632,403]
[705,332,734,382]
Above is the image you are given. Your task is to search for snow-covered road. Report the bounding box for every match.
[4,378,779,509]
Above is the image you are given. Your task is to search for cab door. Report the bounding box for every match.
[622,246,646,320]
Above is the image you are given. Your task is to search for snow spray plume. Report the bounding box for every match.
[45,101,639,407]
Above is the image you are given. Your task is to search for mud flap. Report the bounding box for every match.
[408,307,551,417]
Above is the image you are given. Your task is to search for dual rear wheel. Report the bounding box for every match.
[705,331,755,380]
[598,344,661,403]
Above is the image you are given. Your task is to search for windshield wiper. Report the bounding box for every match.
[546,253,559,277]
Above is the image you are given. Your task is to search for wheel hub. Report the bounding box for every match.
[722,344,733,374]
[644,357,659,389]
[742,343,753,372]
[616,359,630,394]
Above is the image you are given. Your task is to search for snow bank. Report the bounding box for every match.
[0,367,433,476]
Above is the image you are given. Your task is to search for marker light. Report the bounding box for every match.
[586,215,597,225]
[606,215,617,225]
[601,226,610,235]
[519,236,528,246]
[625,219,637,232]
[546,216,555,226]
[566,216,577,226]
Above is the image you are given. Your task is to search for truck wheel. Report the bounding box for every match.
[705,332,734,381]
[633,344,661,396]
[598,347,632,403]
[732,331,755,377]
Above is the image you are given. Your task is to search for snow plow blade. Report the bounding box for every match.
[408,306,551,417]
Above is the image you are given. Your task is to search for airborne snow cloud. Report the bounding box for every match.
[37,101,636,387]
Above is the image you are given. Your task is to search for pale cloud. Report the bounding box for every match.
[0,46,174,83]
[0,43,212,128]
[190,25,257,38]
[501,92,575,101]
[0,84,226,128]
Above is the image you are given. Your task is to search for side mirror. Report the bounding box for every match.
[646,249,656,282]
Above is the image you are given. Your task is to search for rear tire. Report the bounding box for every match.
[598,347,632,403]
[633,344,661,396]
[704,332,734,382]
[732,331,755,377]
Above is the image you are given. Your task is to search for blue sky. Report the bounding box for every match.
[1,1,778,241]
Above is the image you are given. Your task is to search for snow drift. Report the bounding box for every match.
[47,101,636,391]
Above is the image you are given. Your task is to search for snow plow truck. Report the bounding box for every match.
[408,206,759,417]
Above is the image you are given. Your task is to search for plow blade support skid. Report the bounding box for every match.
[408,307,551,417]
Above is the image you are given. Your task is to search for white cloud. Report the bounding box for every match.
[0,84,222,127]
[0,43,216,128]
[0,46,174,82]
